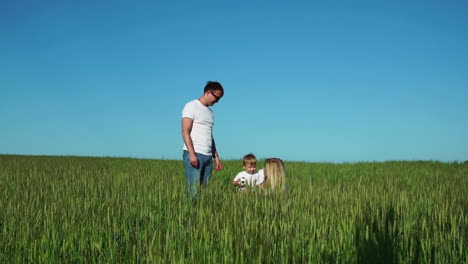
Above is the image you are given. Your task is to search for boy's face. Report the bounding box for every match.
[243,163,257,174]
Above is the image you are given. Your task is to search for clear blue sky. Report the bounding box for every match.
[1,0,467,162]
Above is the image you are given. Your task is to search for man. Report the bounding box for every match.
[181,81,224,199]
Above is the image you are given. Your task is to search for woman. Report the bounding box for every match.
[259,158,286,192]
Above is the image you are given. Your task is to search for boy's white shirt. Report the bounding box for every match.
[233,169,265,186]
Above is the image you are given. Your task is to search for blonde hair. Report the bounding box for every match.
[262,158,285,191]
[243,153,257,166]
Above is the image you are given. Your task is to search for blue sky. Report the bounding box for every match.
[1,0,467,162]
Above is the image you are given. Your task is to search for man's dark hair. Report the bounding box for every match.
[204,81,224,95]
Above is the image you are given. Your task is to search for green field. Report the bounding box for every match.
[0,155,466,263]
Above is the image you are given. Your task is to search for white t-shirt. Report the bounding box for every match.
[182,99,214,156]
[233,170,265,186]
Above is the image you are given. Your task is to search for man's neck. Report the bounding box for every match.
[198,96,209,107]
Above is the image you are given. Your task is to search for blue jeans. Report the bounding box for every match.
[183,150,213,199]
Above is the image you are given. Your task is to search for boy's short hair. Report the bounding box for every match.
[243,153,257,166]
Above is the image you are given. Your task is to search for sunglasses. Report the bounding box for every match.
[210,90,221,102]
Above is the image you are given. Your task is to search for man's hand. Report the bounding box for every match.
[190,153,198,168]
[214,156,222,171]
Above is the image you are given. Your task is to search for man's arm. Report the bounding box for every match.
[182,117,198,168]
[212,138,222,171]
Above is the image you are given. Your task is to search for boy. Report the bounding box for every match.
[232,153,264,191]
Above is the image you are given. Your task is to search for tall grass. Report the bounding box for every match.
[0,155,466,263]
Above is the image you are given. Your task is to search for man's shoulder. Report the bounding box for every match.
[182,100,200,116]
[184,99,208,111]
[184,99,199,107]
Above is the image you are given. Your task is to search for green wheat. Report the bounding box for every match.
[0,155,466,263]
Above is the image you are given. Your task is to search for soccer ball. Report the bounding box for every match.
[239,177,247,187]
